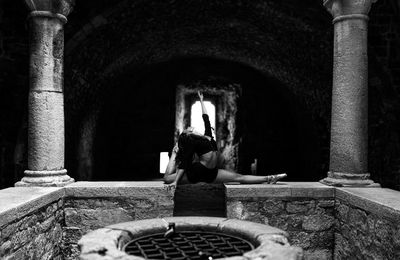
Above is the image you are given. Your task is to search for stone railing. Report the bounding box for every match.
[334,187,400,259]
[63,182,175,258]
[0,187,65,259]
[1,182,400,260]
[0,182,175,260]
[225,182,335,259]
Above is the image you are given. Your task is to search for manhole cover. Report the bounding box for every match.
[123,231,254,260]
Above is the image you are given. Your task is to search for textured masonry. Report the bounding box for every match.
[334,188,400,260]
[62,182,175,259]
[0,187,65,260]
[1,182,400,260]
[225,182,335,260]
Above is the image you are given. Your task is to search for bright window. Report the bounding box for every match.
[159,152,169,174]
[190,101,216,137]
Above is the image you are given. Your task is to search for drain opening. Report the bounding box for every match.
[123,231,254,260]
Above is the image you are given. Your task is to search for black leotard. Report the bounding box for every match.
[177,114,218,183]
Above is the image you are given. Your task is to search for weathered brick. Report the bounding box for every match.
[261,200,285,214]
[63,227,83,244]
[335,202,349,222]
[286,214,304,230]
[39,216,56,232]
[303,249,332,260]
[286,200,315,214]
[227,201,246,219]
[375,219,392,246]
[57,199,63,208]
[19,215,39,231]
[314,230,334,249]
[45,202,58,216]
[289,231,312,249]
[303,214,334,231]
[268,215,289,230]
[65,208,134,232]
[367,216,375,234]
[317,200,335,208]
[0,240,12,256]
[1,222,18,240]
[3,247,25,260]
[10,227,36,249]
[64,208,82,227]
[348,208,367,233]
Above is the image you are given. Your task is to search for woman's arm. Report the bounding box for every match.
[198,91,208,115]
[164,168,185,184]
[165,144,178,175]
[198,91,213,137]
[172,169,185,185]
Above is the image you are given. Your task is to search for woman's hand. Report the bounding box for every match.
[172,144,179,154]
[166,181,177,192]
[197,91,204,101]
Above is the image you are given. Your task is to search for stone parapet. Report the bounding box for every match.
[226,182,335,198]
[0,187,64,228]
[225,182,335,260]
[334,187,400,259]
[62,181,175,259]
[335,187,400,221]
[0,187,65,259]
[0,182,399,259]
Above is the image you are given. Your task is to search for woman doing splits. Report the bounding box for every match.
[164,91,287,186]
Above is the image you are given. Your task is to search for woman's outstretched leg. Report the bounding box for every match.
[214,169,286,184]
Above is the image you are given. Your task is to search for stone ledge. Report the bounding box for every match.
[225,182,335,198]
[65,181,175,198]
[335,187,400,221]
[0,187,64,228]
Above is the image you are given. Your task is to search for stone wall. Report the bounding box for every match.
[62,182,175,259]
[0,200,64,260]
[0,182,400,259]
[334,188,400,260]
[0,187,64,260]
[225,182,335,260]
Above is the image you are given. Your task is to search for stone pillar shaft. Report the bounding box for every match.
[321,0,378,186]
[330,17,368,173]
[16,11,74,186]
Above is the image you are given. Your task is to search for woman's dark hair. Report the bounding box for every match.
[176,132,203,169]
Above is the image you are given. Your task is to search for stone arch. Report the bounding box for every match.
[63,0,335,181]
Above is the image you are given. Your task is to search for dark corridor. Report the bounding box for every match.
[93,58,322,182]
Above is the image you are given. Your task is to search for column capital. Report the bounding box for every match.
[25,0,75,20]
[323,0,378,20]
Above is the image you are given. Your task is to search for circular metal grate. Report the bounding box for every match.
[123,231,254,260]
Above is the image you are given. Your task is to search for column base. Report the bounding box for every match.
[15,169,75,187]
[320,171,380,187]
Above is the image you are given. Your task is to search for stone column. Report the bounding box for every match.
[16,0,75,186]
[321,0,378,186]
